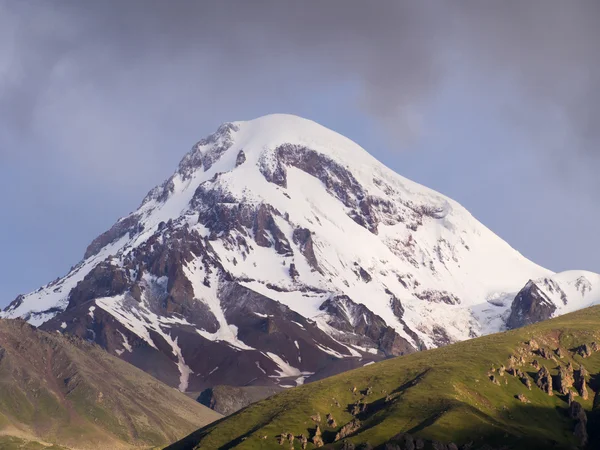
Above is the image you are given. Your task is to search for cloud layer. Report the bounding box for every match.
[1,1,599,303]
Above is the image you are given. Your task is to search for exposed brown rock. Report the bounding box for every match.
[575,369,589,400]
[538,347,553,360]
[535,366,553,395]
[489,375,500,386]
[531,359,540,370]
[311,425,324,447]
[350,400,367,415]
[517,393,530,403]
[310,412,321,423]
[335,419,362,441]
[568,390,576,405]
[299,434,308,449]
[557,365,575,395]
[555,347,564,358]
[288,263,299,280]
[577,344,593,358]
[327,413,337,428]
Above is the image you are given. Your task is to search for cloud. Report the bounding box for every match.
[1,0,599,178]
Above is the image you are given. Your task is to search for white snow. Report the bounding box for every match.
[88,305,96,319]
[60,322,67,329]
[117,330,133,353]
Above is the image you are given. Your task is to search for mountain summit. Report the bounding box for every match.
[3,114,598,391]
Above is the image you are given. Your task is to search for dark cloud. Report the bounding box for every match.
[2,0,599,167]
[1,0,600,303]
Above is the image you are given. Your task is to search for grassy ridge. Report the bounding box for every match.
[170,305,600,449]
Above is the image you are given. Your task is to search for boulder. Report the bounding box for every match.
[327,413,337,428]
[557,365,574,395]
[535,366,553,395]
[311,425,324,448]
[335,419,362,441]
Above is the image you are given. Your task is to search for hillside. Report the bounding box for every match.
[0,319,220,449]
[169,304,600,449]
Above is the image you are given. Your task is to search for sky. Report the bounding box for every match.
[1,1,600,306]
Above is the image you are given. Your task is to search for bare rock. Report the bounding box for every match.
[311,426,324,447]
[575,372,589,400]
[350,400,367,415]
[568,390,576,405]
[327,413,337,428]
[535,366,553,395]
[557,365,575,395]
[335,419,362,441]
[299,434,308,449]
[577,344,592,358]
[517,393,530,403]
[311,412,322,423]
[507,281,557,329]
[235,150,246,167]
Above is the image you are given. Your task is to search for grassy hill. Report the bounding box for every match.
[168,305,600,449]
[0,319,221,449]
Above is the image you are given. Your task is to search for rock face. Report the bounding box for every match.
[197,384,282,416]
[8,113,597,393]
[507,281,557,329]
[535,366,553,395]
[575,368,589,400]
[569,401,588,447]
[557,365,574,395]
[335,419,362,441]
[507,272,600,329]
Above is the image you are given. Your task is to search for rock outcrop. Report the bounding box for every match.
[335,419,362,441]
[507,281,557,329]
[535,366,553,395]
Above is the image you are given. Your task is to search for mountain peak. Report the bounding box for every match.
[4,114,584,395]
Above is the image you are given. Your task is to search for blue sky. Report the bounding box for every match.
[1,1,599,306]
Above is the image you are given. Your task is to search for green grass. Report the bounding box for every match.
[169,305,600,449]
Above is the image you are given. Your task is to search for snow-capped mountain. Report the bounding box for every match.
[2,114,597,391]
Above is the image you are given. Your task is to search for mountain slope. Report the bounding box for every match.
[1,114,595,392]
[0,319,220,449]
[169,304,600,450]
